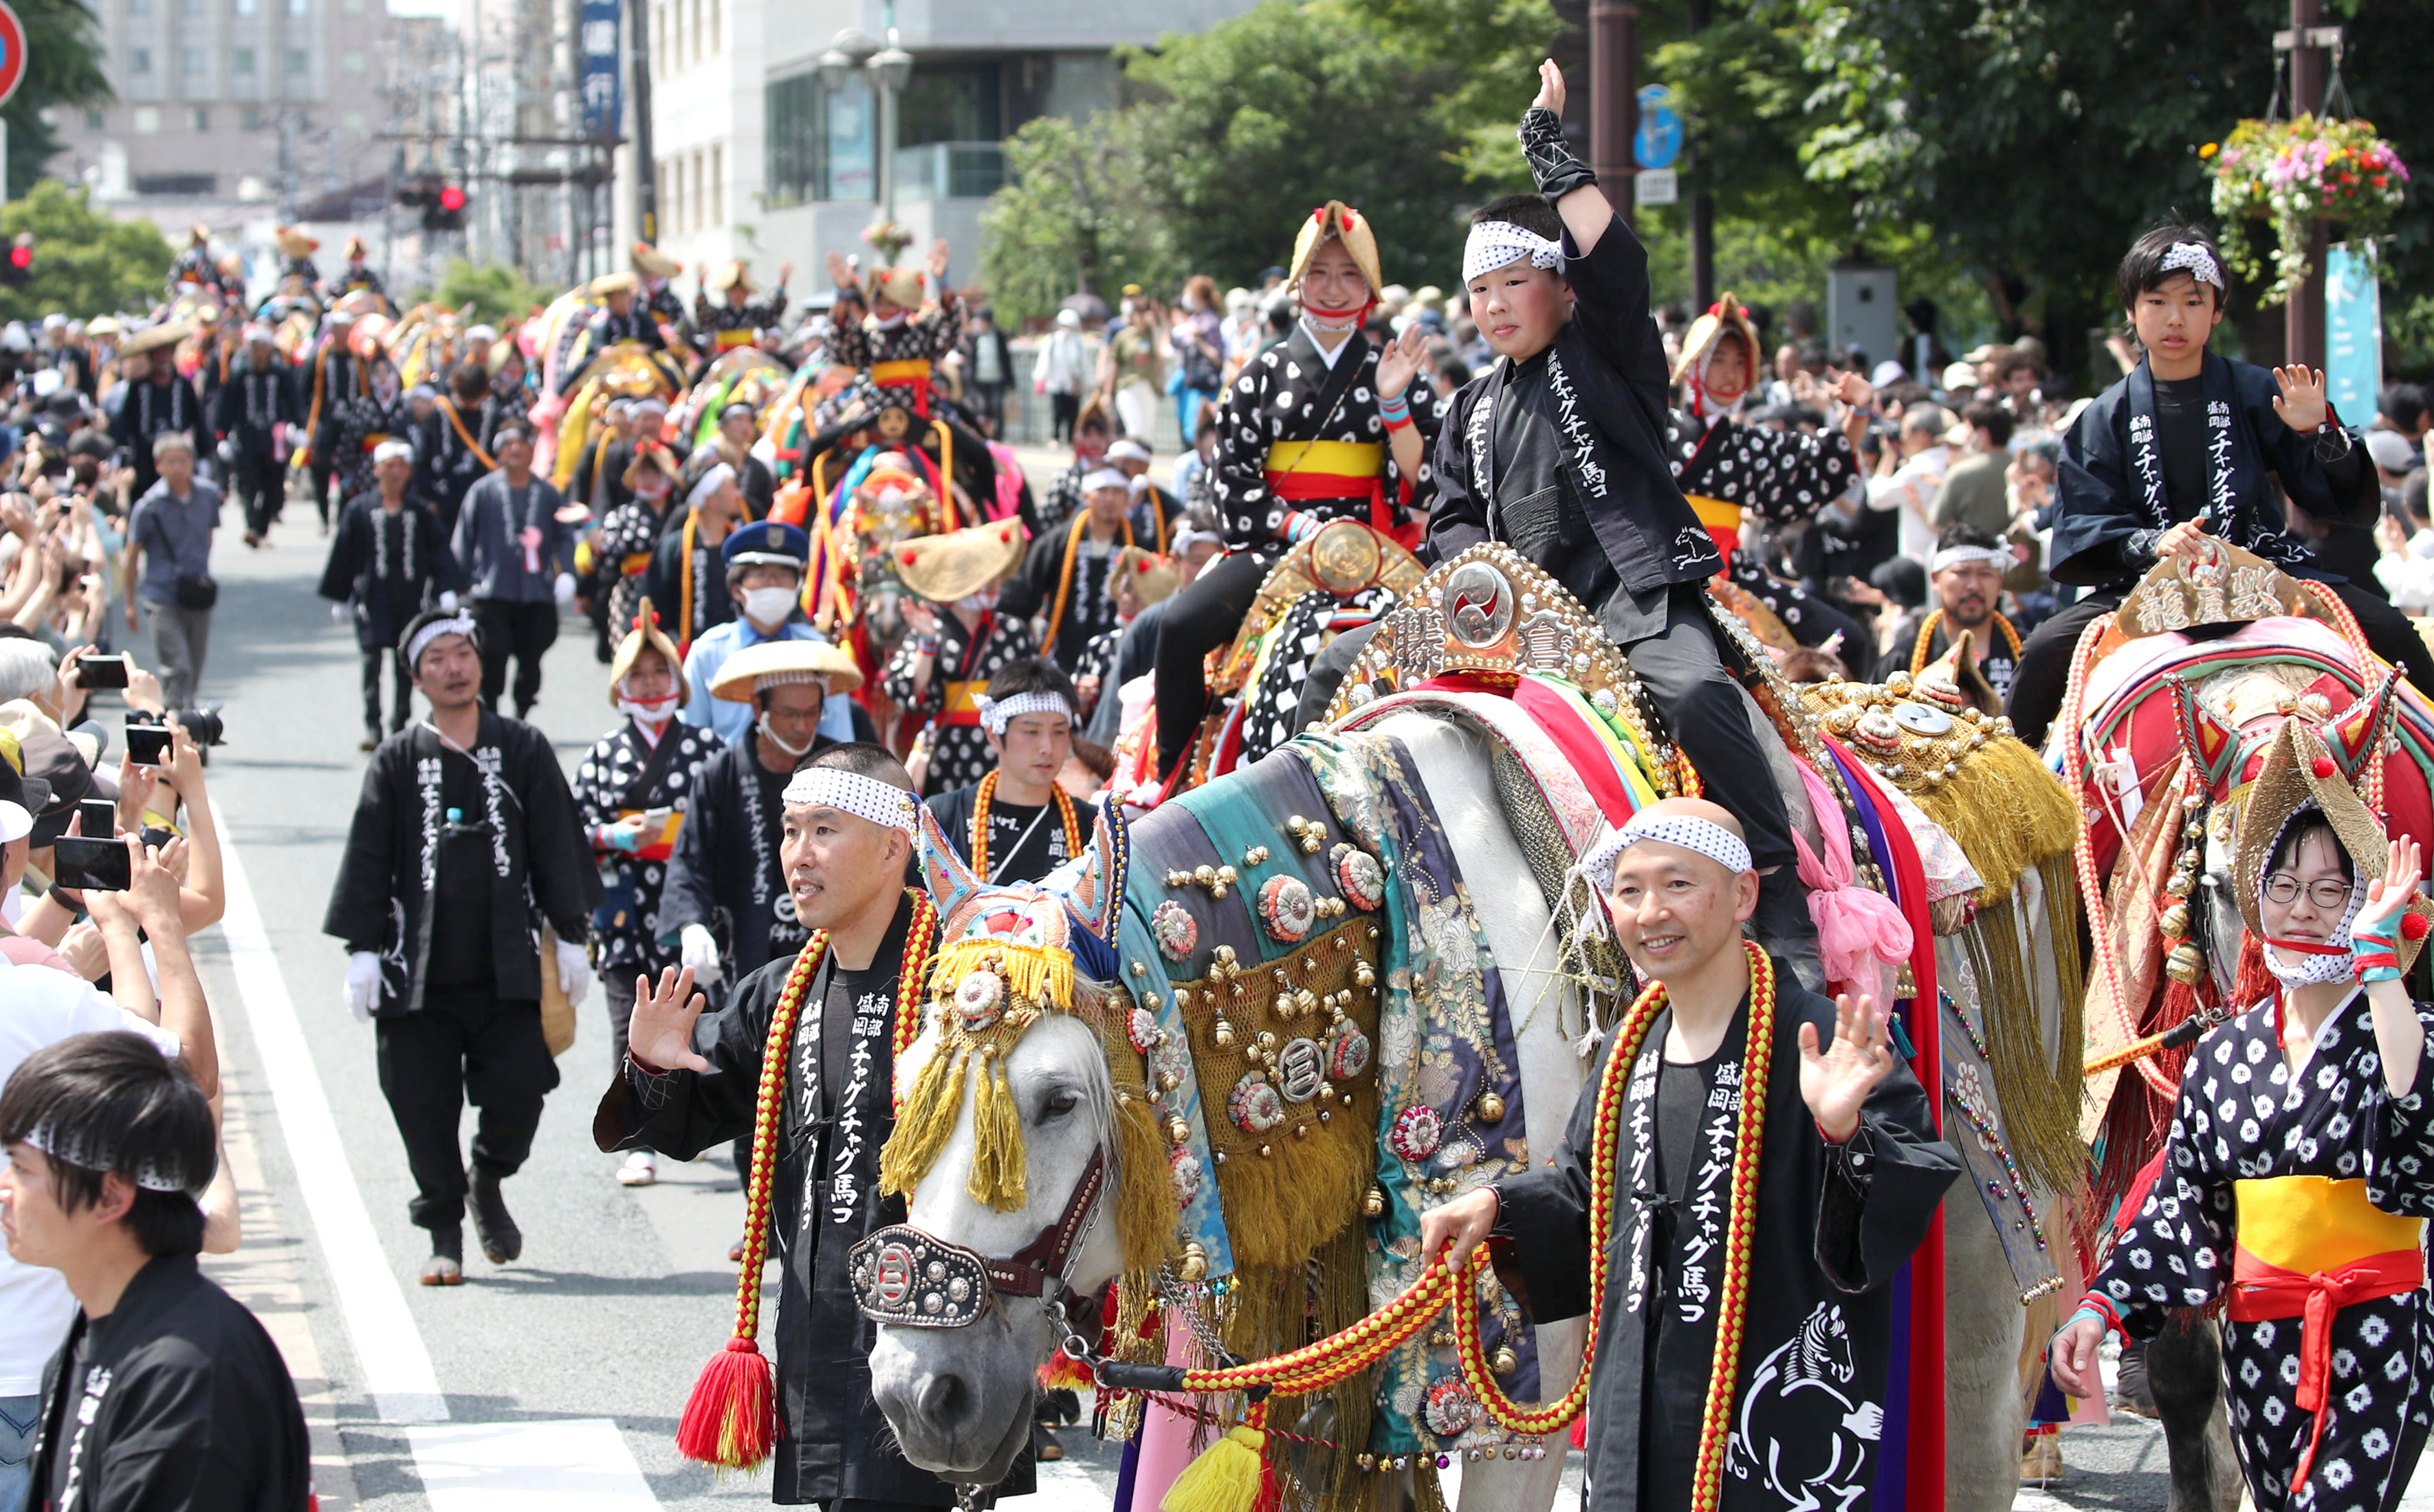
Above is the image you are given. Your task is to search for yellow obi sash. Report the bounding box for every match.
[620,551,653,576]
[612,807,685,862]
[2234,1174,2424,1274]
[871,359,933,384]
[715,329,757,350]
[941,678,985,727]
[1263,439,1383,496]
[1687,493,1740,564]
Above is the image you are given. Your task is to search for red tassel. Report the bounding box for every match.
[1038,1352,1095,1392]
[1250,1440,1283,1512]
[677,1336,777,1470]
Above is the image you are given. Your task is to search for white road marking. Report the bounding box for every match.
[406,1420,658,1509]
[1031,1451,1112,1512]
[211,801,448,1423]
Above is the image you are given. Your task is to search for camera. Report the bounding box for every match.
[129,703,226,748]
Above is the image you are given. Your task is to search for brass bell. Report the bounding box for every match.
[1361,1185,1387,1218]
[1491,1346,1519,1377]
[1214,1020,1236,1048]
[2164,941,2206,985]
[1178,1243,1208,1282]
[2164,871,2194,900]
[1167,1117,1190,1144]
[2158,901,2191,939]
[1476,1092,1506,1123]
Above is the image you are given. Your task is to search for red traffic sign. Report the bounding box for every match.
[0,1,26,111]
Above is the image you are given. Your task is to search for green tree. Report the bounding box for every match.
[412,259,557,327]
[0,179,170,321]
[8,0,113,194]
[979,113,1178,325]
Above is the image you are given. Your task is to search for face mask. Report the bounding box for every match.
[955,589,998,614]
[617,691,680,724]
[635,476,670,501]
[757,710,816,758]
[743,586,797,625]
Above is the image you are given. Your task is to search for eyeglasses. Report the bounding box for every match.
[2263,873,2353,910]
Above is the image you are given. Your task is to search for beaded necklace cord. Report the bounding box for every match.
[1909,607,2021,676]
[674,889,940,1472]
[970,769,1084,884]
[1150,944,1777,1512]
[1041,510,1134,659]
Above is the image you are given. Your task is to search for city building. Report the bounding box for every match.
[618,0,1259,307]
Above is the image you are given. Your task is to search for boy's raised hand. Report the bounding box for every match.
[1532,59,1566,116]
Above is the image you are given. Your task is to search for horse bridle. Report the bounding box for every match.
[848,1147,1108,1361]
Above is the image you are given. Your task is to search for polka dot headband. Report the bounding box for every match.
[1581,812,1754,888]
[2161,241,2224,290]
[1463,221,1566,285]
[26,1119,208,1196]
[973,690,1074,736]
[780,767,921,833]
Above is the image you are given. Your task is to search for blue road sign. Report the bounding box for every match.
[1636,84,1682,171]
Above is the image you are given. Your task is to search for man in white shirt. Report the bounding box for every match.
[1867,404,1953,567]
[0,823,213,1512]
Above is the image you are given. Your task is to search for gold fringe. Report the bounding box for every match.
[1113,1094,1178,1274]
[1978,893,2084,1198]
[929,939,1075,1014]
[967,1053,1029,1209]
[1311,1225,1373,1512]
[878,1044,969,1198]
[1906,732,2079,901]
[1207,1102,1376,1273]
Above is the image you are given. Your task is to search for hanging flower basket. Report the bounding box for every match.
[862,219,916,265]
[2208,113,2410,306]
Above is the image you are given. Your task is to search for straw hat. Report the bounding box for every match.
[867,265,922,309]
[710,260,754,294]
[708,638,864,702]
[590,270,640,297]
[631,240,681,279]
[607,596,683,699]
[2233,717,2434,967]
[1671,293,1762,386]
[1117,547,1178,607]
[342,236,367,260]
[1288,201,1383,297]
[85,317,121,339]
[188,223,211,247]
[275,226,318,259]
[119,321,191,357]
[892,518,1027,605]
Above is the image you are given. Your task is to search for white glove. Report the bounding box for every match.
[438,589,460,611]
[679,922,723,987]
[343,951,380,1022]
[553,571,577,604]
[330,602,349,624]
[555,937,593,1008]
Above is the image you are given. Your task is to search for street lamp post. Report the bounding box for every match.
[818,0,913,226]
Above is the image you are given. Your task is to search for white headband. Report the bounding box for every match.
[2160,242,2224,290]
[1082,467,1130,494]
[1929,545,2012,576]
[406,612,479,670]
[974,690,1075,736]
[26,1119,207,1196]
[780,767,920,833]
[1582,812,1755,887]
[373,439,415,465]
[1106,439,1152,465]
[1463,221,1566,285]
[686,461,736,512]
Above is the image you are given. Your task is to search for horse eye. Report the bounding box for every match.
[1040,1088,1081,1120]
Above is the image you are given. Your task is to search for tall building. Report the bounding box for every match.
[53,0,391,218]
[618,0,1258,305]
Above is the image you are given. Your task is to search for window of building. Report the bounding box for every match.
[668,153,684,233]
[130,47,153,72]
[687,0,699,67]
[179,0,201,14]
[232,45,254,72]
[240,105,262,129]
[135,172,215,194]
[287,0,306,16]
[897,61,1002,148]
[189,106,209,129]
[128,0,150,15]
[765,71,873,207]
[181,46,204,74]
[708,0,718,54]
[692,147,707,228]
[285,47,307,73]
[710,141,723,224]
[83,108,104,129]
[344,0,363,11]
[343,50,363,71]
[235,0,255,14]
[133,105,162,132]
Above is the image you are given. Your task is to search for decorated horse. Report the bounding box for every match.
[547,345,688,492]
[792,451,965,748]
[2054,545,2434,1510]
[847,547,2091,1512]
[679,346,793,448]
[388,302,477,390]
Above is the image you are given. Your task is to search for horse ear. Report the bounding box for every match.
[1048,802,1128,946]
[912,806,981,925]
[2326,665,2406,781]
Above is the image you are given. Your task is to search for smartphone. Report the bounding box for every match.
[125,725,173,766]
[78,653,129,690]
[51,835,130,892]
[77,798,115,840]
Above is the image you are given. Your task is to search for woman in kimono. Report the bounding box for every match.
[880,518,1038,796]
[2052,720,2434,1512]
[333,348,413,504]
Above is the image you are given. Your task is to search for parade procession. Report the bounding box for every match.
[6,7,2434,1510]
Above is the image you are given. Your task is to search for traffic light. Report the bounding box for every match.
[0,234,33,287]
[431,184,466,232]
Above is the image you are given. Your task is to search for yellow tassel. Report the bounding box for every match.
[1161,1425,1267,1512]
[966,1057,1031,1210]
[879,1045,970,1197]
[929,941,1074,1012]
[1112,1095,1175,1273]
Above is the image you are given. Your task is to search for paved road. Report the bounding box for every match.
[156,465,2173,1509]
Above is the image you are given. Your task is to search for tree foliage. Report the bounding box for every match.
[413,259,558,327]
[979,113,1178,324]
[10,0,112,193]
[0,179,170,322]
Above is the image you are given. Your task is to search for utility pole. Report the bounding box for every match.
[627,0,655,242]
[2281,0,2334,367]
[1685,0,1713,308]
[1588,0,1636,226]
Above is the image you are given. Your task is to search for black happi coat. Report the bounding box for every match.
[1211,322,1441,551]
[924,781,1098,886]
[211,353,299,459]
[642,512,737,649]
[316,492,468,653]
[2090,990,2434,1512]
[879,610,1038,796]
[30,1253,311,1512]
[2052,351,2377,590]
[572,718,721,975]
[595,897,1031,1506]
[324,712,600,1013]
[1429,212,1728,643]
[691,287,790,354]
[1493,963,1957,1512]
[111,375,204,501]
[658,736,814,982]
[415,397,498,529]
